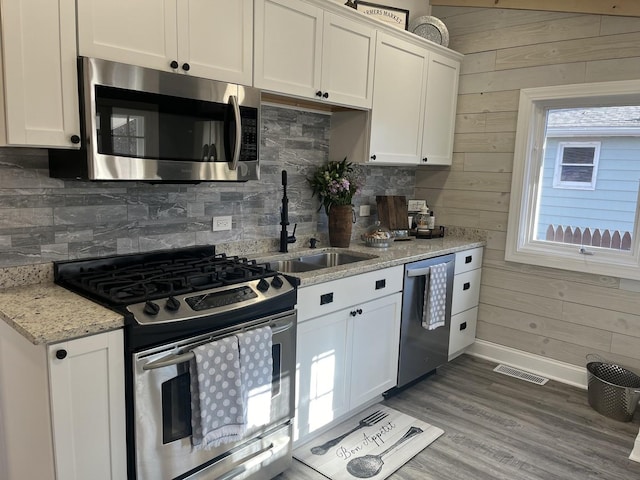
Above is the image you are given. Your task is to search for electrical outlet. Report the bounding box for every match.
[359,205,371,217]
[212,216,232,231]
[407,199,426,211]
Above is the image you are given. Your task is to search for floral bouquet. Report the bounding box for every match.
[308,158,362,214]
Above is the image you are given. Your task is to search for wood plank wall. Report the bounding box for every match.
[415,6,640,371]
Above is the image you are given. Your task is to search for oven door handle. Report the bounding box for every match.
[142,351,195,370]
[142,320,294,370]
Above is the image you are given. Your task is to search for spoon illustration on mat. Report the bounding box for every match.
[346,426,424,478]
[310,410,389,455]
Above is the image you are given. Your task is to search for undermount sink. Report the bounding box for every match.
[272,250,378,274]
[296,251,378,268]
[273,259,322,273]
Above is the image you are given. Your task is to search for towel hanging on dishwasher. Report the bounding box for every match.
[422,262,448,330]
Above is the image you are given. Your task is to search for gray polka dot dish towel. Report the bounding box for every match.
[422,263,447,330]
[190,326,273,450]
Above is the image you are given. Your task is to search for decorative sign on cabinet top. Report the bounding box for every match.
[355,1,409,30]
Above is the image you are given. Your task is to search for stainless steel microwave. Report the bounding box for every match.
[49,57,260,182]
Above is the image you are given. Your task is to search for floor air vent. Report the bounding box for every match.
[493,364,549,385]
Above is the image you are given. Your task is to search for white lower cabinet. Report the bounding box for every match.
[295,267,403,446]
[448,248,483,360]
[0,320,126,480]
[48,330,127,480]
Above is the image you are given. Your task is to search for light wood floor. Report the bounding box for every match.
[276,355,640,479]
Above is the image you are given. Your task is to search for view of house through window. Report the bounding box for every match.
[535,106,640,252]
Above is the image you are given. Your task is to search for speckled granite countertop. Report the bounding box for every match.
[0,283,124,345]
[256,236,485,287]
[0,234,484,345]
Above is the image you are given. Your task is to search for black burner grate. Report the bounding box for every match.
[56,249,278,306]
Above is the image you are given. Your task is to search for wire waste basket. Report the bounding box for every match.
[586,354,640,422]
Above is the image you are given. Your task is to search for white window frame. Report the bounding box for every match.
[505,80,640,281]
[552,141,600,190]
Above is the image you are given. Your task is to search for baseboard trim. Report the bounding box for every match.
[466,340,588,389]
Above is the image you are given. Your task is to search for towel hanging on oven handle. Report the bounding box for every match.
[142,320,294,371]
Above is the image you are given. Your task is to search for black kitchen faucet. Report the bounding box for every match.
[279,170,297,253]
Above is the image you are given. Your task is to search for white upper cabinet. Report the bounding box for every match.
[254,0,375,109]
[358,33,461,166]
[319,12,375,109]
[368,32,428,165]
[77,0,253,85]
[0,0,80,148]
[420,52,460,166]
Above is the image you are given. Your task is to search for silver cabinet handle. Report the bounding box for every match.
[228,94,242,171]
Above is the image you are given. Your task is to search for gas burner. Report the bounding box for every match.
[53,246,295,327]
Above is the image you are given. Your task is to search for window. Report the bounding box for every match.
[553,142,600,190]
[506,80,640,280]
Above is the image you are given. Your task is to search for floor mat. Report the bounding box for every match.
[293,404,444,479]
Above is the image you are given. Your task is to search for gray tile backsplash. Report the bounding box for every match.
[0,105,416,267]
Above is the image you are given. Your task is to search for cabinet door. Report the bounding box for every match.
[0,0,80,147]
[254,0,323,99]
[77,0,178,72]
[368,33,427,165]
[295,311,350,445]
[348,292,402,409]
[420,52,460,166]
[177,0,253,85]
[48,330,126,480]
[320,13,375,109]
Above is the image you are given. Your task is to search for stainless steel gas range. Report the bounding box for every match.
[54,246,297,480]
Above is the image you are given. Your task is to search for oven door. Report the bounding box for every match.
[132,311,296,480]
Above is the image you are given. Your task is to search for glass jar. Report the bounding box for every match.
[415,206,430,229]
[361,221,393,248]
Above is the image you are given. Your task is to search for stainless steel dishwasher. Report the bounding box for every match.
[396,254,455,389]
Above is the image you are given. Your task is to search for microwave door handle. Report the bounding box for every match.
[228,95,242,171]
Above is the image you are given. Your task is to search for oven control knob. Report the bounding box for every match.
[165,296,180,312]
[143,301,160,316]
[257,278,270,292]
[270,275,284,289]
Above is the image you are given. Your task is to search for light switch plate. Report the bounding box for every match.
[359,205,371,217]
[407,199,426,211]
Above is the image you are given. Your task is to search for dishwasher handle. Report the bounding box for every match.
[407,266,431,278]
[407,261,452,278]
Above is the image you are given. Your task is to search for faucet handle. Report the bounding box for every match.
[287,224,297,244]
[309,237,318,249]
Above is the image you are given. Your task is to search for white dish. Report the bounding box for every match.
[409,15,449,47]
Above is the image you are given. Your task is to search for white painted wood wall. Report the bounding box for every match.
[415,6,640,371]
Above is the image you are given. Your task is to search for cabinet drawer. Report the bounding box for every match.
[451,269,481,316]
[297,265,403,322]
[454,247,483,274]
[448,306,478,360]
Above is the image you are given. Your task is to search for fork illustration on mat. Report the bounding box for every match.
[310,410,389,455]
